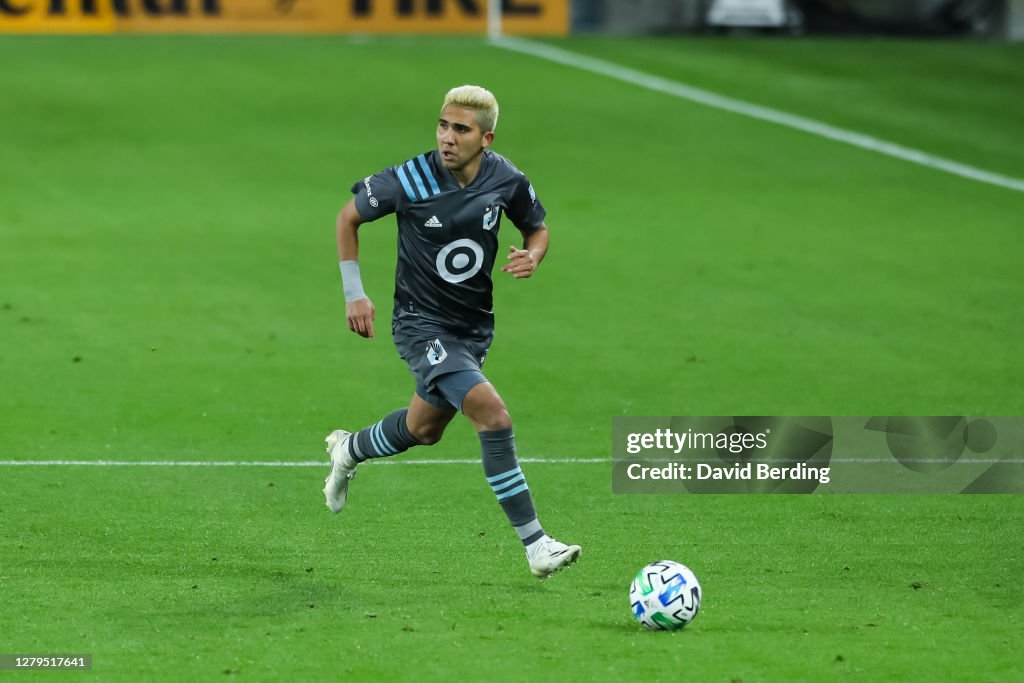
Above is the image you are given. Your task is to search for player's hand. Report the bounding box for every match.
[346,297,375,338]
[501,245,537,279]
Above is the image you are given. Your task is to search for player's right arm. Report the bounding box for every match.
[337,198,376,339]
[340,163,407,338]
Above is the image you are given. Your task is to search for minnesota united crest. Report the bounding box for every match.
[426,338,448,366]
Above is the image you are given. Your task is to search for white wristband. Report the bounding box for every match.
[339,260,366,302]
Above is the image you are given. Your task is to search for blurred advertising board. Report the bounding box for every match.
[1,0,568,34]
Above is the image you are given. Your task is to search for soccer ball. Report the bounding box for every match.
[629,560,702,631]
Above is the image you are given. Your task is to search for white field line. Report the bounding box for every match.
[0,458,1019,467]
[492,37,1024,194]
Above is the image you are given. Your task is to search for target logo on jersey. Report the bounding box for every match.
[435,238,484,284]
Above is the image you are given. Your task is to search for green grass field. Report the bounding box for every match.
[1,35,1022,681]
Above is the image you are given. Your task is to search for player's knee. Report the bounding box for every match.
[410,424,445,446]
[473,405,512,432]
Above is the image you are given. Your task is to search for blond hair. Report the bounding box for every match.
[442,85,499,133]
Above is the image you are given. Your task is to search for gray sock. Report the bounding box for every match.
[348,408,420,462]
[480,428,545,546]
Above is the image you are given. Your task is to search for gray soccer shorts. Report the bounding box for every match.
[393,318,491,411]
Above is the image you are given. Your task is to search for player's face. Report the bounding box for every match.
[437,105,493,171]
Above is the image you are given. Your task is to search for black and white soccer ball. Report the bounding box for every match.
[629,560,702,631]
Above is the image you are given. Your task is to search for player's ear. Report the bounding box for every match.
[482,131,494,148]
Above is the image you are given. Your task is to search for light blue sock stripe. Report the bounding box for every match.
[405,160,429,200]
[486,466,522,484]
[370,424,384,454]
[394,166,417,201]
[416,154,440,195]
[496,483,530,501]
[370,424,394,456]
[374,423,396,455]
[491,474,525,493]
[368,424,384,455]
[375,422,396,454]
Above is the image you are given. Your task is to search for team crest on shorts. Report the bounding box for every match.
[426,338,448,366]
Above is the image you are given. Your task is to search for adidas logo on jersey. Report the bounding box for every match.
[424,216,443,228]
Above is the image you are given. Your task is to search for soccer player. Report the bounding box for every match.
[323,85,581,579]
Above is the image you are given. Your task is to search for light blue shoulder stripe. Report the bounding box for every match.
[416,154,441,195]
[394,165,417,201]
[404,160,429,200]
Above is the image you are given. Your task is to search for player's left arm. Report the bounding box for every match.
[501,223,549,279]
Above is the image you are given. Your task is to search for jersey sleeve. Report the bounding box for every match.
[505,173,547,233]
[350,167,404,222]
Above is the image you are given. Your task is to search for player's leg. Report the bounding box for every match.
[325,321,465,513]
[323,393,456,513]
[346,393,455,462]
[456,379,581,578]
[404,392,458,443]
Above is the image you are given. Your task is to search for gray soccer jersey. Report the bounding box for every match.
[350,150,546,338]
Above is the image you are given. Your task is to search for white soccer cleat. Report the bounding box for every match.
[527,536,582,579]
[323,430,357,513]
